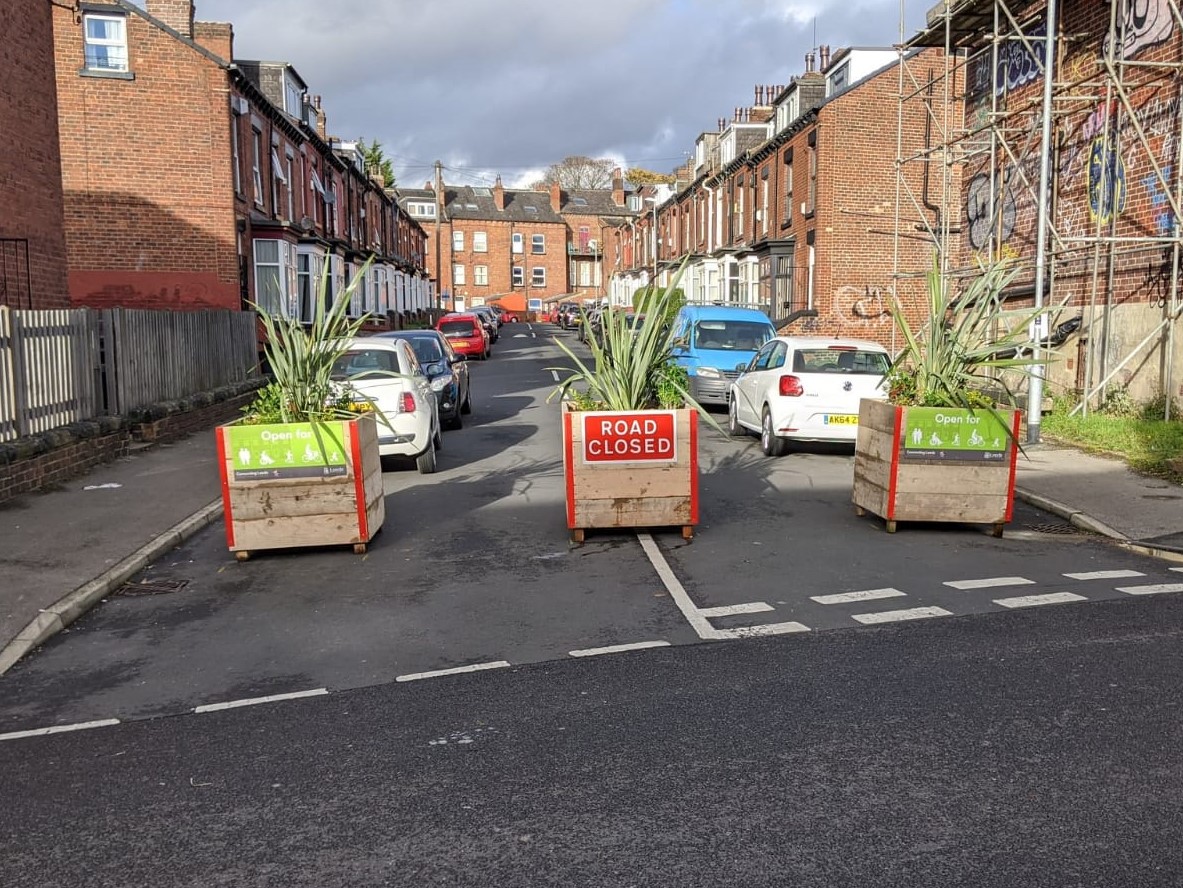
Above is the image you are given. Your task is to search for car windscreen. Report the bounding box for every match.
[406,337,444,364]
[439,320,476,336]
[330,348,403,380]
[693,320,773,351]
[792,348,890,375]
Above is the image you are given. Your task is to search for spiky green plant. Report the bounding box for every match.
[885,257,1065,417]
[548,262,721,432]
[243,256,380,427]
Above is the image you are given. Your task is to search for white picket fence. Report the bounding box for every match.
[0,306,259,443]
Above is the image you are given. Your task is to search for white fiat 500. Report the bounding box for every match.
[727,337,891,456]
[330,337,441,473]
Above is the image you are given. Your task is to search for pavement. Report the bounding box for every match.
[1,422,1180,677]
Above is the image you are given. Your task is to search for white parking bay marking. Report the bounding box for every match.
[698,602,775,617]
[1115,583,1183,596]
[569,641,671,657]
[551,370,560,382]
[1172,567,1183,573]
[637,533,718,639]
[0,719,121,742]
[852,606,953,624]
[811,588,907,605]
[396,661,511,682]
[994,592,1088,608]
[944,576,1035,590]
[1063,570,1145,580]
[194,688,328,713]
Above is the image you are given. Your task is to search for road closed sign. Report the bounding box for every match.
[582,411,677,463]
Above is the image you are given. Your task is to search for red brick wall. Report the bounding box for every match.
[53,5,240,311]
[0,0,68,309]
[443,217,569,313]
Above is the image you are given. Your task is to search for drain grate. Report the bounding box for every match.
[114,578,190,596]
[1025,522,1079,535]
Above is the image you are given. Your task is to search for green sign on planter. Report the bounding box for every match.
[900,407,1011,463]
[226,421,349,481]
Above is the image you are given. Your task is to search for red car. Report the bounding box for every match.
[437,313,491,360]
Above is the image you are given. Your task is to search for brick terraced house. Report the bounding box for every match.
[50,0,430,321]
[1,0,69,309]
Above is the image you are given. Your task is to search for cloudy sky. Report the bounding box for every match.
[191,0,934,189]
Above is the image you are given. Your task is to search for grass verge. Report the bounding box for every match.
[1041,407,1183,483]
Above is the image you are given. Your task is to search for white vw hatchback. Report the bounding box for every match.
[727,336,891,456]
[330,337,441,473]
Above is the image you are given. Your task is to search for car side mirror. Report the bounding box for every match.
[735,362,748,373]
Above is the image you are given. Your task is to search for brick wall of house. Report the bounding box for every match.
[52,3,240,311]
[445,217,570,313]
[0,0,69,309]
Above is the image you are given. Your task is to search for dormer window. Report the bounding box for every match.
[284,72,304,118]
[83,13,128,73]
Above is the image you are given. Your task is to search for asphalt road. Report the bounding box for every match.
[1,324,1179,732]
[2,593,1181,887]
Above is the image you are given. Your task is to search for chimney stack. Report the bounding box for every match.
[494,175,506,211]
[550,181,562,213]
[145,0,194,38]
[611,167,625,207]
[312,95,326,139]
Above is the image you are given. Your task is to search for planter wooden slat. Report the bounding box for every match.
[852,399,1021,535]
[217,413,385,557]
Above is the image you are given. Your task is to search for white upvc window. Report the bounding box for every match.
[253,239,297,318]
[271,148,286,217]
[251,129,264,206]
[83,14,128,73]
[473,231,488,253]
[309,167,324,225]
[531,267,546,287]
[296,246,325,323]
[286,151,295,221]
[453,230,464,251]
[230,114,242,194]
[453,263,466,286]
[531,234,545,254]
[474,265,488,286]
[512,266,524,286]
[512,233,524,253]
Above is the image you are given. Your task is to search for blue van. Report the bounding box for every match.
[668,305,777,406]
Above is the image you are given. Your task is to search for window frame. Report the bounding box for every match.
[452,230,464,252]
[531,234,545,254]
[472,231,488,253]
[511,266,525,287]
[531,266,546,287]
[82,13,129,74]
[512,233,524,254]
[251,127,264,207]
[453,263,465,286]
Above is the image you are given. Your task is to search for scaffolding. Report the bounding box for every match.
[894,0,1183,423]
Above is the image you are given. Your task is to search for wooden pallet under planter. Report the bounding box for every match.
[852,398,1021,536]
[216,413,385,559]
[562,403,698,543]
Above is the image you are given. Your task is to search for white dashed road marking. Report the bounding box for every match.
[994,592,1088,608]
[852,606,953,624]
[194,688,328,713]
[698,602,776,617]
[944,576,1036,590]
[715,622,811,638]
[1063,570,1146,580]
[551,370,560,382]
[396,661,512,682]
[1116,583,1183,596]
[811,588,907,605]
[0,718,121,742]
[569,641,671,657]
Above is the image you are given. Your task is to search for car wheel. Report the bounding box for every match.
[416,439,437,474]
[461,385,472,415]
[446,410,463,431]
[433,422,442,451]
[761,407,786,457]
[728,398,745,437]
[485,348,492,360]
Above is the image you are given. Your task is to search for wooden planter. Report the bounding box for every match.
[852,398,1021,536]
[562,403,698,543]
[216,413,385,559]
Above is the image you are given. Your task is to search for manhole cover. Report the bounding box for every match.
[1025,522,1079,535]
[115,578,189,596]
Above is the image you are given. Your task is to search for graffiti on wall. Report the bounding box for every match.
[996,22,1048,96]
[966,172,1018,251]
[819,284,894,338]
[1142,165,1176,237]
[1087,137,1128,225]
[1104,0,1175,60]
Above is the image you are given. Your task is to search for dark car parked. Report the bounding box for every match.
[377,330,472,429]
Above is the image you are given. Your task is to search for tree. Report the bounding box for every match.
[360,139,395,187]
[535,155,614,190]
[626,168,675,187]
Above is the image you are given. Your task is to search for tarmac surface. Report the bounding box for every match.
[1,399,1180,676]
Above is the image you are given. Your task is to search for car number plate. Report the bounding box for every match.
[823,414,858,425]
